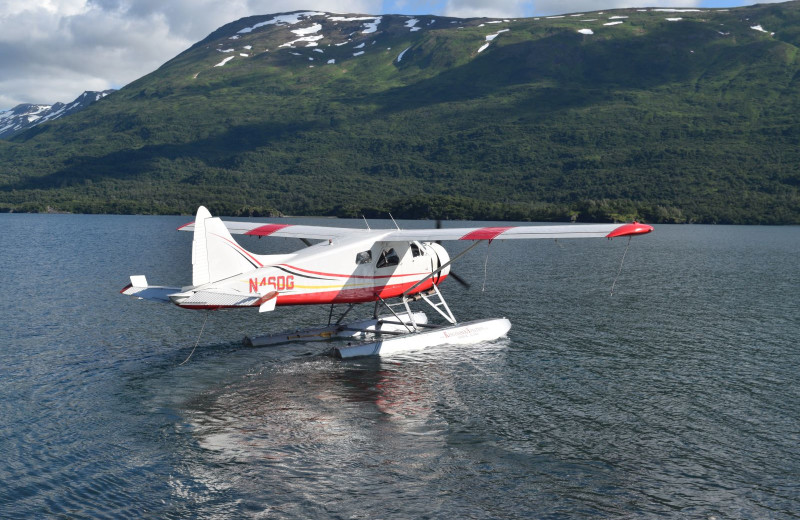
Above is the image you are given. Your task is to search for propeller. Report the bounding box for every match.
[436,219,471,289]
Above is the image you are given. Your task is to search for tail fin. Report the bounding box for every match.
[192,206,261,286]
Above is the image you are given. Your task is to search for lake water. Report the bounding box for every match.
[1,214,798,519]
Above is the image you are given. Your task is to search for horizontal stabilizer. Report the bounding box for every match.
[168,289,279,310]
[120,276,181,304]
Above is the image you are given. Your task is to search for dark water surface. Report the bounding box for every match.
[1,214,798,518]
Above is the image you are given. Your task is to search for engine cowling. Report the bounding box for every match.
[425,242,451,284]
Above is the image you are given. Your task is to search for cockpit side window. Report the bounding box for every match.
[356,250,372,264]
[376,248,400,268]
[411,243,422,257]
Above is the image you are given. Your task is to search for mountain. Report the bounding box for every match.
[1,5,800,223]
[0,90,115,140]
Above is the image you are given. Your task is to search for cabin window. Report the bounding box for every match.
[411,243,422,257]
[356,250,372,264]
[376,248,400,268]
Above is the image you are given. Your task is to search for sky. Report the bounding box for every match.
[0,0,790,109]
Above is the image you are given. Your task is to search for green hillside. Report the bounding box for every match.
[2,4,800,223]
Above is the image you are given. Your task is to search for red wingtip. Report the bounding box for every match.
[120,283,133,294]
[177,221,195,231]
[606,221,654,239]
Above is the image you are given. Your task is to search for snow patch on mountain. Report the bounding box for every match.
[325,14,383,35]
[0,90,114,140]
[238,12,324,34]
[750,24,774,35]
[478,29,509,53]
[279,25,324,48]
[292,23,322,36]
[361,17,382,34]
[397,46,411,62]
[405,18,420,32]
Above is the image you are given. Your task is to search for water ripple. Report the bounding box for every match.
[1,216,799,518]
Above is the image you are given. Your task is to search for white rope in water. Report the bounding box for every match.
[482,240,491,292]
[610,236,632,297]
[179,312,209,366]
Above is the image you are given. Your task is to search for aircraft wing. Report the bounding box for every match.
[180,218,652,242]
[379,222,653,241]
[178,220,369,240]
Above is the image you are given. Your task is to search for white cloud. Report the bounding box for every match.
[2,0,89,17]
[444,0,527,18]
[443,0,787,18]
[531,1,703,16]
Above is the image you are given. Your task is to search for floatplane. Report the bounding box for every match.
[121,206,652,358]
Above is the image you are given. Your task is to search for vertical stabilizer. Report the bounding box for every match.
[192,206,212,286]
[192,206,260,286]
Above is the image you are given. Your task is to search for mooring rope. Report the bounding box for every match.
[179,312,209,366]
[482,240,491,292]
[610,236,632,297]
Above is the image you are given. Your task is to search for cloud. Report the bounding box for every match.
[442,0,788,18]
[443,0,528,18]
[531,0,703,16]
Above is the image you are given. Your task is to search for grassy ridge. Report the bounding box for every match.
[1,5,800,223]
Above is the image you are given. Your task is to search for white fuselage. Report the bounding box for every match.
[179,233,450,309]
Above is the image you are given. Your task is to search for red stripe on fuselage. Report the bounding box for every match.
[460,227,513,241]
[176,276,447,310]
[245,224,293,236]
